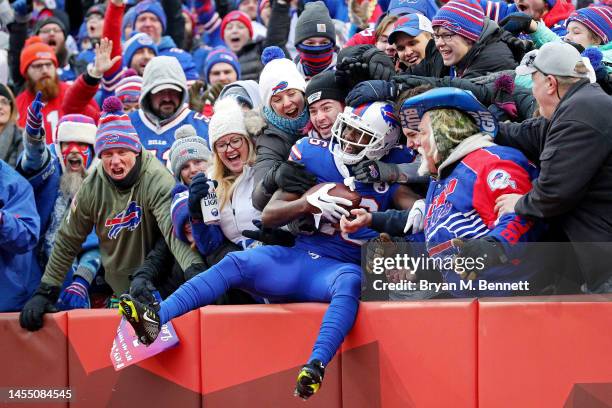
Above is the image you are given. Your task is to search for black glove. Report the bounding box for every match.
[275,161,317,194]
[242,220,296,247]
[184,262,208,281]
[345,80,397,107]
[452,237,508,280]
[19,283,60,331]
[188,173,215,220]
[336,45,395,88]
[129,275,158,306]
[353,160,401,183]
[500,12,533,36]
[336,45,372,87]
[362,47,396,81]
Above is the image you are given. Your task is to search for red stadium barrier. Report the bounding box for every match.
[67,309,201,407]
[478,295,612,408]
[342,300,478,408]
[0,312,68,408]
[2,297,612,407]
[199,304,342,408]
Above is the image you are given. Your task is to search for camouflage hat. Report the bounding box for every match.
[429,108,478,164]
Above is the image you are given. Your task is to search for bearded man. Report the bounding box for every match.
[16,37,100,144]
[17,94,101,311]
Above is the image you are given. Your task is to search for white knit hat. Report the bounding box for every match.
[258,47,306,108]
[208,97,249,149]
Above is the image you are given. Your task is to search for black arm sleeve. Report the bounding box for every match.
[8,19,27,92]
[131,237,175,286]
[251,133,292,211]
[370,210,410,236]
[496,118,548,163]
[161,0,185,50]
[263,0,290,54]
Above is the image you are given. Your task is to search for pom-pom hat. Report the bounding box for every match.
[95,97,142,157]
[258,46,307,108]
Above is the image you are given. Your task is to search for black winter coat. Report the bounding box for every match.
[406,19,520,79]
[496,80,612,291]
[251,122,303,211]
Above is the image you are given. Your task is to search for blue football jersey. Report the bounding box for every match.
[289,136,399,264]
[129,107,209,165]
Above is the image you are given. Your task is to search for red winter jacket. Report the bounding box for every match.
[16,81,100,144]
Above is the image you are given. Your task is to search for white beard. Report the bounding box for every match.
[59,170,85,200]
[417,147,431,177]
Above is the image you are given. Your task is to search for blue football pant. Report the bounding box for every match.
[159,245,362,365]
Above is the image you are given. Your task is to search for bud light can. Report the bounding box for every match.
[200,180,220,225]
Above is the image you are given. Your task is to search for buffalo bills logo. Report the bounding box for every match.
[487,169,516,191]
[352,103,372,117]
[425,179,457,227]
[394,16,411,28]
[380,105,399,127]
[105,201,142,239]
[271,81,288,95]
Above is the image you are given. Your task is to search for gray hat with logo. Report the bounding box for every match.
[169,124,212,181]
[516,42,592,80]
[294,1,336,45]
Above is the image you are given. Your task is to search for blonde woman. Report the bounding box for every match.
[187,97,265,256]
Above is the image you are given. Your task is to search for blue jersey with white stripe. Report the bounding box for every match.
[289,137,399,264]
[129,107,209,165]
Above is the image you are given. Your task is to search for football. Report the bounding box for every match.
[304,182,362,214]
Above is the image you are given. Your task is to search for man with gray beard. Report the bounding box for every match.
[16,105,101,311]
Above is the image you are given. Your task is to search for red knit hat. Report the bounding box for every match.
[221,10,253,41]
[19,36,58,76]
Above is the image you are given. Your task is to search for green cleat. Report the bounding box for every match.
[118,294,161,346]
[294,360,325,400]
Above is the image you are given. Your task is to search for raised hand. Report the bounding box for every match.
[92,38,121,77]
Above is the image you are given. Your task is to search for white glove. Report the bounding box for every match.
[306,183,352,228]
[403,199,426,234]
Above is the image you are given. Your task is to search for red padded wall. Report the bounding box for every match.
[479,295,612,408]
[342,300,478,408]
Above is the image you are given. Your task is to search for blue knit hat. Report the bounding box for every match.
[203,46,241,83]
[432,0,485,43]
[388,0,439,20]
[170,184,190,243]
[567,6,612,44]
[132,0,167,32]
[123,32,158,68]
[95,97,142,157]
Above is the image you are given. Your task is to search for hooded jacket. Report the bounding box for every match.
[40,149,204,295]
[129,56,209,165]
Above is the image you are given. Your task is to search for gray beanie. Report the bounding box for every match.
[294,1,336,46]
[169,124,212,181]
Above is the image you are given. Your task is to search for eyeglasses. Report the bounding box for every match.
[0,97,11,107]
[29,62,55,72]
[39,27,63,35]
[215,137,244,152]
[433,33,457,43]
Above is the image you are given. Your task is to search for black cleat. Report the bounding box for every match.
[118,294,161,346]
[294,360,325,400]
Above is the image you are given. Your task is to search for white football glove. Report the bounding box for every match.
[403,199,426,234]
[306,183,352,228]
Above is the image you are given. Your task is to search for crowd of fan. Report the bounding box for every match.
[0,0,610,318]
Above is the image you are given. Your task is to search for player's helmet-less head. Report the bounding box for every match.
[330,102,400,165]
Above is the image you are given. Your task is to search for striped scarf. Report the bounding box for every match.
[296,42,335,77]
